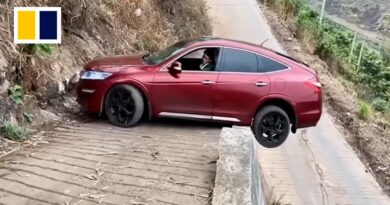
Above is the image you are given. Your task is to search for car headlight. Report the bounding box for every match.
[80,71,112,80]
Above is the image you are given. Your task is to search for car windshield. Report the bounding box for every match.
[143,40,190,65]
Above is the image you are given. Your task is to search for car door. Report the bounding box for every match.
[214,47,271,124]
[151,48,220,119]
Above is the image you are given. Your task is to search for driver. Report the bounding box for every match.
[200,49,216,71]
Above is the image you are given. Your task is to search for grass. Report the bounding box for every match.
[267,187,291,205]
[23,112,34,123]
[358,101,372,120]
[23,44,55,56]
[8,85,23,105]
[1,122,30,142]
[271,197,287,205]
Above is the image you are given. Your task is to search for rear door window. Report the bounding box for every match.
[257,55,288,72]
[221,48,258,73]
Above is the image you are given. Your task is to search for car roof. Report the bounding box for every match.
[186,36,310,68]
[187,36,263,50]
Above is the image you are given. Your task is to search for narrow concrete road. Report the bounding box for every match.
[0,120,220,205]
[207,0,390,204]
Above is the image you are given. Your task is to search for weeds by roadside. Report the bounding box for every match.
[358,101,372,120]
[23,112,34,123]
[372,98,390,113]
[0,122,30,142]
[264,0,390,119]
[267,187,291,205]
[8,85,23,105]
[22,44,55,56]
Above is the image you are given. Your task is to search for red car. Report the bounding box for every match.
[77,37,322,148]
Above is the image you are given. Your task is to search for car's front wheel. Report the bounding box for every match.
[105,84,144,128]
[252,106,290,148]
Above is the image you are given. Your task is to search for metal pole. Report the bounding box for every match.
[357,40,365,70]
[319,0,327,28]
[348,32,357,64]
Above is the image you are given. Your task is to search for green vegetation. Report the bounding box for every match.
[280,0,304,20]
[267,0,390,116]
[372,98,390,113]
[23,44,55,56]
[1,122,30,142]
[23,112,34,123]
[358,101,372,120]
[8,85,23,105]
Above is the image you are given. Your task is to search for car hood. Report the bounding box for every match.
[84,54,145,72]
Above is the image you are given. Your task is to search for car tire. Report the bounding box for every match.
[105,84,144,128]
[252,105,290,148]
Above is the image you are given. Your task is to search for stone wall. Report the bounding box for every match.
[212,127,266,205]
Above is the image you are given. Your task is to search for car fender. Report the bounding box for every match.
[254,94,298,133]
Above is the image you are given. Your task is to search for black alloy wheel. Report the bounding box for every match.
[105,84,144,127]
[252,106,290,148]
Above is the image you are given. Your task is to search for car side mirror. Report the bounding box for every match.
[168,61,182,77]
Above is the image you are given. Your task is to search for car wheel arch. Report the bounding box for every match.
[101,80,152,120]
[253,97,297,133]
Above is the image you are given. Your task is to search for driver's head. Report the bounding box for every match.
[203,49,215,64]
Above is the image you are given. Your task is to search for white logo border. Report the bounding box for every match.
[14,7,62,44]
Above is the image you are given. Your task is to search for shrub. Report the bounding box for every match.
[1,122,30,142]
[297,6,318,31]
[372,98,389,113]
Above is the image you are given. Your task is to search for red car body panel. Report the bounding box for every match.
[215,72,271,125]
[151,71,218,116]
[77,37,322,130]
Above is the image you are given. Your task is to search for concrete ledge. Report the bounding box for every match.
[212,126,265,205]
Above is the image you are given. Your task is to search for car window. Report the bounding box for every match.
[182,49,204,59]
[144,40,189,65]
[221,48,258,73]
[257,55,288,72]
[177,48,220,72]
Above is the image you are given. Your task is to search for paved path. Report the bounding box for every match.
[207,0,390,204]
[0,120,220,205]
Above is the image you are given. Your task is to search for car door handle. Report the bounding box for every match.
[255,82,268,87]
[202,80,215,85]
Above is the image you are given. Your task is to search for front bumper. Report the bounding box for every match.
[76,79,109,113]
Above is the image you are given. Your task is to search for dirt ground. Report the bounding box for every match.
[260,3,390,196]
[0,119,221,205]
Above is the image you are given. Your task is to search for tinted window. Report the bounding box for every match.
[257,55,288,72]
[222,48,258,72]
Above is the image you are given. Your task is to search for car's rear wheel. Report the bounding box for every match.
[105,84,144,128]
[252,106,290,148]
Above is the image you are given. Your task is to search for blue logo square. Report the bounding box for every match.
[39,11,57,40]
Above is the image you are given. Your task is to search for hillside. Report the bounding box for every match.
[310,0,389,30]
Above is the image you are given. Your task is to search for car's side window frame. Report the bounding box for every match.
[159,46,223,72]
[218,47,260,73]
